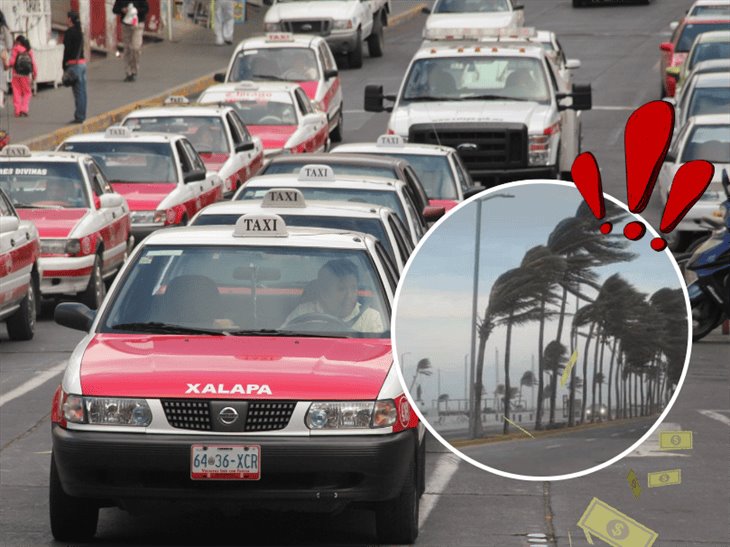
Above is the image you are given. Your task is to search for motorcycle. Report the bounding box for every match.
[685,170,730,342]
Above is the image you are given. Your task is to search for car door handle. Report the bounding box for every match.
[25,232,30,241]
[112,212,116,219]
[10,239,15,246]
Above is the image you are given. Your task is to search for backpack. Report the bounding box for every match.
[14,51,32,76]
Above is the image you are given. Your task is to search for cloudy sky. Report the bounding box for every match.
[394,182,688,409]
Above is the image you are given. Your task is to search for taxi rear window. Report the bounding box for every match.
[61,142,177,184]
[0,162,90,209]
[101,245,390,338]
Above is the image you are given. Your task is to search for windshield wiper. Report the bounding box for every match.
[458,94,533,102]
[402,95,456,102]
[227,328,348,338]
[251,73,288,82]
[13,202,63,209]
[111,322,228,335]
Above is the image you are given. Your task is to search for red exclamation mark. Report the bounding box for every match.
[623,101,674,242]
[571,152,612,234]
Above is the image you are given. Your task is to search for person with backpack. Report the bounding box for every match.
[2,35,36,117]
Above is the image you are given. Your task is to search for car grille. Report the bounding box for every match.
[161,400,297,432]
[408,123,528,172]
[282,20,331,35]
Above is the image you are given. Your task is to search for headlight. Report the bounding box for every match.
[62,393,152,426]
[264,22,282,32]
[40,239,81,255]
[332,19,354,30]
[306,400,397,430]
[528,134,553,167]
[130,210,166,225]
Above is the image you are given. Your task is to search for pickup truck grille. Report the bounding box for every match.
[408,123,528,173]
[161,400,297,432]
[282,20,331,35]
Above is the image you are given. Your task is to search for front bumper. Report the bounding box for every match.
[52,425,416,507]
[472,165,559,187]
[38,255,95,296]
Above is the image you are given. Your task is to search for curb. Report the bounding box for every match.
[21,3,427,152]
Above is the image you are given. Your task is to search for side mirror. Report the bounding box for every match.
[0,215,20,233]
[184,170,207,184]
[421,6,432,14]
[660,42,674,53]
[55,302,96,332]
[569,83,592,111]
[236,141,255,152]
[364,84,394,113]
[214,72,226,83]
[98,193,124,208]
[565,59,581,70]
[324,68,338,80]
[463,186,486,199]
[423,205,446,222]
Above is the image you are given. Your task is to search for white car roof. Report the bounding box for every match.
[687,112,730,125]
[143,223,375,250]
[413,43,545,61]
[332,142,454,157]
[124,105,233,119]
[197,198,391,219]
[694,29,730,42]
[242,173,403,191]
[0,149,88,163]
[200,81,301,95]
[64,131,178,144]
[691,0,730,6]
[694,71,730,86]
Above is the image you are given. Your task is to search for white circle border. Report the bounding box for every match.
[391,179,693,482]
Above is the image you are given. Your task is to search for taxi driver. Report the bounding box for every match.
[285,259,384,333]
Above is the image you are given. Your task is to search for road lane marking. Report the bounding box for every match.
[698,410,730,426]
[0,362,65,408]
[418,453,460,530]
[611,433,620,437]
[546,444,561,449]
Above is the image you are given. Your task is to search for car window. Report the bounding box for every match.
[677,22,730,51]
[319,42,337,72]
[687,85,730,119]
[387,213,412,262]
[231,48,320,82]
[689,41,730,70]
[294,88,313,115]
[681,124,730,163]
[0,190,13,216]
[228,111,253,143]
[182,140,207,172]
[0,161,91,208]
[400,156,458,200]
[452,151,472,192]
[434,0,512,13]
[124,116,230,155]
[101,245,390,338]
[374,241,398,293]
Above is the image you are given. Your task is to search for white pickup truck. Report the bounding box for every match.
[263,0,391,68]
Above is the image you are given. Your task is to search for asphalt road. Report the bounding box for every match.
[1,1,729,545]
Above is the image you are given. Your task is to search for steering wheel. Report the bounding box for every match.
[282,312,354,331]
[258,115,283,125]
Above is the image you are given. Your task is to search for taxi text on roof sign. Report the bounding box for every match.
[262,188,307,208]
[234,213,288,237]
[0,144,32,157]
[298,164,335,181]
[265,32,294,42]
[164,95,190,105]
[377,134,405,147]
[105,126,133,138]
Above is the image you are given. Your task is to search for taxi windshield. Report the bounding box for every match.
[681,125,730,163]
[690,6,730,17]
[231,48,319,82]
[687,85,730,119]
[434,0,511,13]
[677,22,730,51]
[375,154,457,200]
[401,56,550,104]
[0,162,89,209]
[264,162,396,179]
[688,40,730,69]
[101,245,390,338]
[61,142,177,184]
[191,214,396,263]
[239,187,407,226]
[124,116,229,154]
[225,98,297,125]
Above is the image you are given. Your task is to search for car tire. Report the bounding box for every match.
[417,436,426,498]
[49,453,99,542]
[330,108,344,143]
[348,29,364,69]
[691,297,724,342]
[6,272,38,341]
[80,254,105,310]
[375,458,419,544]
[367,15,385,58]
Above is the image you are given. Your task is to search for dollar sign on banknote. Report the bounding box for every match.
[607,520,629,540]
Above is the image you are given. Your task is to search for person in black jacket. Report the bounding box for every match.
[112,0,148,82]
[63,11,86,123]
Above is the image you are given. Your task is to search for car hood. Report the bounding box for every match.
[247,125,298,149]
[79,334,393,400]
[265,1,357,21]
[16,208,89,238]
[111,182,177,211]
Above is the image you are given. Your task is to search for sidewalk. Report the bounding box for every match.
[1,1,426,151]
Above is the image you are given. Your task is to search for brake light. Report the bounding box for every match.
[51,386,66,428]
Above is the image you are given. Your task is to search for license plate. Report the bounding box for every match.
[190,445,261,480]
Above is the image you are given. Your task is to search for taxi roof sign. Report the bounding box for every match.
[298,164,335,182]
[105,126,133,138]
[426,26,536,42]
[163,95,190,105]
[0,144,32,157]
[262,188,307,209]
[376,134,405,147]
[265,32,294,42]
[234,213,288,237]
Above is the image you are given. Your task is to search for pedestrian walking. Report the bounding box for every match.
[3,35,36,117]
[63,11,87,124]
[112,0,148,82]
[0,9,12,110]
[214,0,235,46]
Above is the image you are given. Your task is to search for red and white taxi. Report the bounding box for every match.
[198,81,329,160]
[215,33,344,142]
[0,145,131,310]
[59,127,224,243]
[50,215,425,545]
[0,187,40,340]
[121,100,265,198]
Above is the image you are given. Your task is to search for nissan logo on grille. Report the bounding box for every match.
[219,407,239,425]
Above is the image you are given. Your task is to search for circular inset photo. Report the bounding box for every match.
[393,180,691,480]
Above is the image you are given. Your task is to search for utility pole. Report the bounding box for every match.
[531,354,536,410]
[464,353,468,408]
